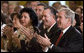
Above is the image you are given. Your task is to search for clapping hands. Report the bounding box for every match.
[36,34,51,47]
[2,25,14,40]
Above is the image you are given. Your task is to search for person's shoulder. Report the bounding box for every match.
[69,26,82,39]
[72,27,82,35]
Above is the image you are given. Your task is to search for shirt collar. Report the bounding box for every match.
[47,22,56,32]
[62,26,71,35]
[39,20,42,24]
[38,20,42,27]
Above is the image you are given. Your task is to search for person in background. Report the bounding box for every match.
[69,1,77,11]
[5,4,16,25]
[80,9,83,36]
[30,1,40,12]
[75,6,83,23]
[52,2,61,11]
[75,6,83,17]
[1,13,21,52]
[1,1,9,25]
[1,1,9,16]
[35,3,47,36]
[24,1,31,8]
[8,4,16,18]
[14,5,24,13]
[80,8,83,24]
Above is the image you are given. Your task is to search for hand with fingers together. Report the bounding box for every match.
[19,26,34,41]
[36,34,51,48]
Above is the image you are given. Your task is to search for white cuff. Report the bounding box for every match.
[43,47,49,52]
[49,44,54,49]
[43,44,54,52]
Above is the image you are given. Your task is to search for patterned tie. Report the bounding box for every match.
[55,32,63,46]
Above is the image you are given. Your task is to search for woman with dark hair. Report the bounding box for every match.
[20,7,38,28]
[13,8,39,52]
[1,7,39,52]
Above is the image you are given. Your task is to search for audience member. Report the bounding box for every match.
[52,2,61,10]
[14,5,24,13]
[35,3,47,36]
[1,1,9,16]
[30,1,40,12]
[36,8,83,52]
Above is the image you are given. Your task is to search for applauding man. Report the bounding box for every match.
[36,8,83,52]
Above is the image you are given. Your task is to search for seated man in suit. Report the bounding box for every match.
[41,6,60,39]
[29,6,60,52]
[36,8,83,52]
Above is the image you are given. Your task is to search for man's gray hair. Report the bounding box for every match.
[58,8,75,24]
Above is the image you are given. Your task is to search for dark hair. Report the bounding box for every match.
[11,13,20,21]
[20,8,38,27]
[44,6,58,19]
[37,3,47,8]
[75,13,81,26]
[52,2,61,7]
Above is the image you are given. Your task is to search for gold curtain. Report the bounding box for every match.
[18,1,27,6]
[18,1,49,6]
[65,1,83,11]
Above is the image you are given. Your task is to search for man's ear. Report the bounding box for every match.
[69,18,71,21]
[52,15,55,20]
[68,18,71,24]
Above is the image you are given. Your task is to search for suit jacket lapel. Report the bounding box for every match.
[58,26,73,46]
[46,23,61,44]
[47,23,59,38]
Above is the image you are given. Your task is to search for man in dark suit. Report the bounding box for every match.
[35,3,47,36]
[40,6,61,42]
[36,8,83,52]
[29,6,60,52]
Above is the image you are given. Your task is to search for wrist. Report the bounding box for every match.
[49,44,53,49]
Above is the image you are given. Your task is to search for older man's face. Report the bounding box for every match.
[42,9,54,29]
[57,11,70,30]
